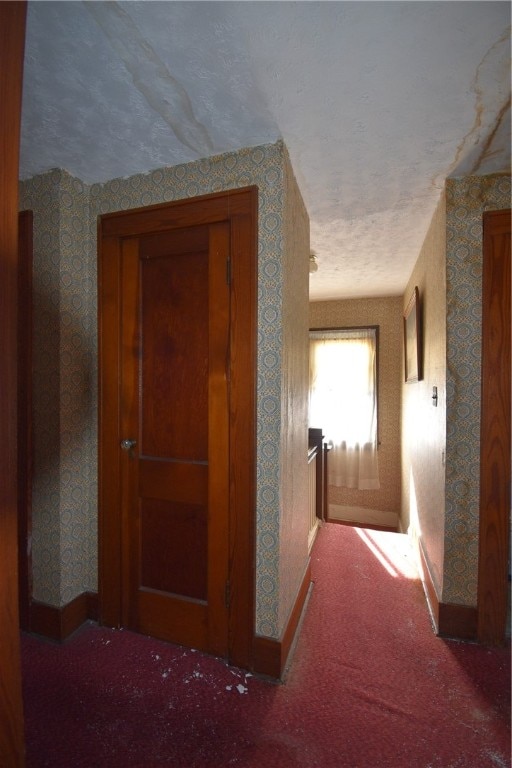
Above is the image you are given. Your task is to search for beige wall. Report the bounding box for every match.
[401,192,447,595]
[20,141,311,640]
[309,296,402,526]
[402,173,511,608]
[19,170,96,605]
[279,150,311,633]
[443,174,511,604]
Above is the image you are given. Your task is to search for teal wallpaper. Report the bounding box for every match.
[20,141,310,639]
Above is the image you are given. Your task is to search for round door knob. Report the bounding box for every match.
[120,439,137,451]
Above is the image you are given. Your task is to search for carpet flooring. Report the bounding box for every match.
[21,523,511,768]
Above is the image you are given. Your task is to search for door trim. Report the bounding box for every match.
[98,188,258,670]
[477,208,511,645]
[18,209,33,631]
[0,2,27,764]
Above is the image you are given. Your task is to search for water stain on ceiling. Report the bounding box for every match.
[19,1,511,300]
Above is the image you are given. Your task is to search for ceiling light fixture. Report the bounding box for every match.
[309,252,318,274]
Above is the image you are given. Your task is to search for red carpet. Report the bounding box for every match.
[22,524,510,767]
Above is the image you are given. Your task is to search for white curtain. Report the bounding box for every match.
[309,329,380,490]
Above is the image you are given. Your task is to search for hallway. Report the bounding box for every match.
[21,524,510,768]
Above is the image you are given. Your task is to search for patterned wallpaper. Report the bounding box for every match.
[402,192,447,597]
[20,170,96,605]
[403,174,511,607]
[443,174,511,605]
[20,141,311,639]
[309,296,403,523]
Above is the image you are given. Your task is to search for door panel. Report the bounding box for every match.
[140,236,209,460]
[140,497,207,598]
[120,222,230,654]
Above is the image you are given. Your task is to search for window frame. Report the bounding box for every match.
[309,325,380,446]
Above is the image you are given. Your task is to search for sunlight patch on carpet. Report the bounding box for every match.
[355,527,418,579]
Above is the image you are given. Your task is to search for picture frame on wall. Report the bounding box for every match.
[404,286,422,382]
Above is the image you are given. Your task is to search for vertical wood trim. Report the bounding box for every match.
[17,210,33,632]
[207,222,231,657]
[119,238,140,630]
[98,232,123,628]
[228,202,258,669]
[478,209,511,645]
[0,3,27,766]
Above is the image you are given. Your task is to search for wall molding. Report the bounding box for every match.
[418,539,477,641]
[29,591,98,642]
[328,517,397,533]
[252,560,311,680]
[328,503,398,531]
[28,562,312,676]
[27,571,314,678]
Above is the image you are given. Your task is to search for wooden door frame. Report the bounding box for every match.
[0,2,27,766]
[477,208,511,645]
[98,187,258,670]
[17,209,33,632]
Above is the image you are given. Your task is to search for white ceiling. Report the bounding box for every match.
[19,1,511,300]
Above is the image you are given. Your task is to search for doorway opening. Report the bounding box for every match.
[308,325,394,530]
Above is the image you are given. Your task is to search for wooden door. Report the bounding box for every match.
[99,189,257,669]
[478,208,511,645]
[121,223,229,654]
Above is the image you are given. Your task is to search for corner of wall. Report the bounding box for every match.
[20,169,95,607]
[403,172,511,616]
[22,142,317,643]
[278,150,311,636]
[443,172,511,606]
[401,190,446,600]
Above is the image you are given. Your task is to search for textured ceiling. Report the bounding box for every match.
[19,1,511,300]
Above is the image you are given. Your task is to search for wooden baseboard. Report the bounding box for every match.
[29,591,98,642]
[252,560,311,680]
[417,539,440,631]
[438,601,477,641]
[418,540,477,641]
[326,517,398,533]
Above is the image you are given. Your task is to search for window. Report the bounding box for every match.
[309,326,380,490]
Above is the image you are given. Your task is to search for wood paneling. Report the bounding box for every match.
[0,3,27,765]
[478,208,511,645]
